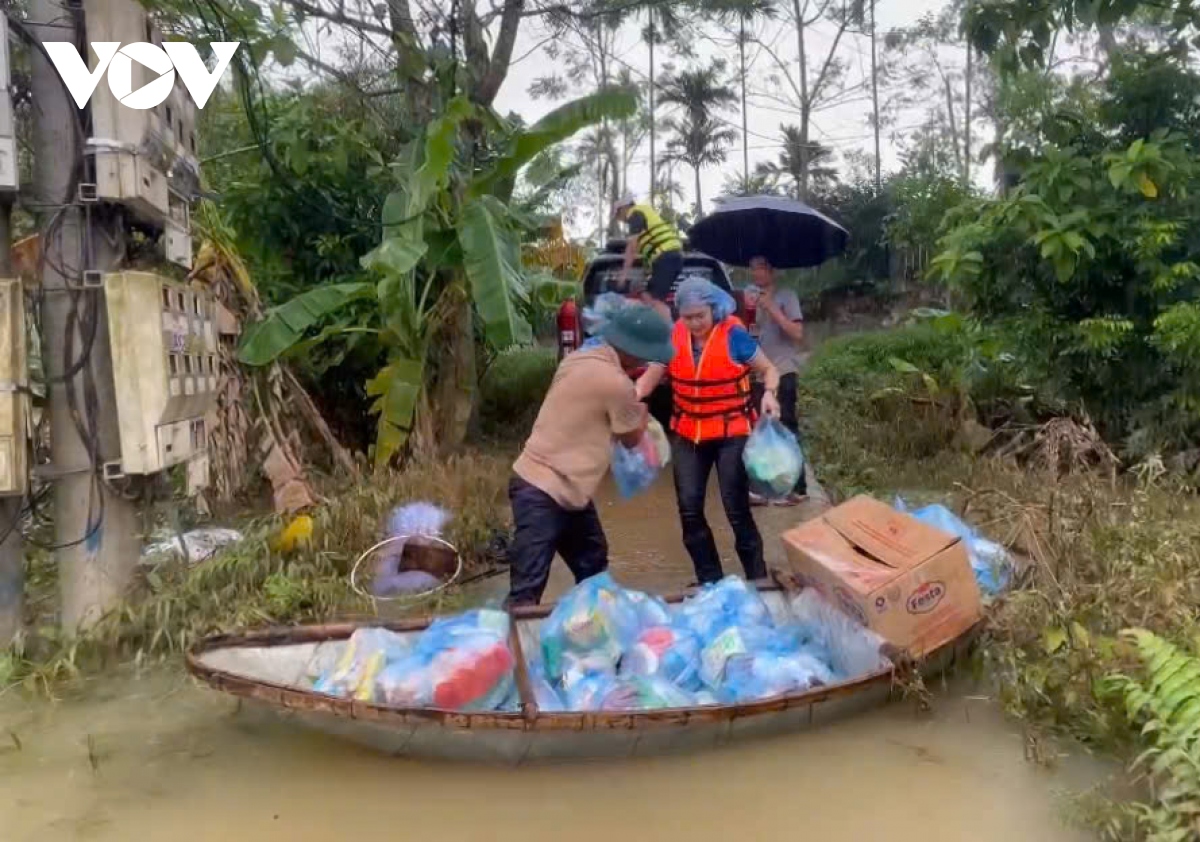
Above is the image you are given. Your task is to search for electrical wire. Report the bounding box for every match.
[5,5,108,550]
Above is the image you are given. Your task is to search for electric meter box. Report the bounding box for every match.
[83,0,199,226]
[104,272,218,476]
[0,279,28,496]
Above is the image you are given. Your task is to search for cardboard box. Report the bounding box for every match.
[781,495,983,655]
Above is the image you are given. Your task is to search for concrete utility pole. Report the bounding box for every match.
[0,191,22,646]
[29,0,141,632]
[870,0,881,195]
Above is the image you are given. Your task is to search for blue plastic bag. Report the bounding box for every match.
[526,658,567,712]
[720,648,834,703]
[626,589,672,628]
[563,672,633,711]
[311,627,413,700]
[674,576,775,644]
[611,441,658,498]
[893,498,1012,596]
[619,625,703,691]
[789,589,890,680]
[743,417,805,499]
[540,572,643,682]
[372,609,515,711]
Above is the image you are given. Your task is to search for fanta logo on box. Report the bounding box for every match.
[906,581,946,615]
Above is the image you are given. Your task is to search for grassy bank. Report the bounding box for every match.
[3,451,514,694]
[798,323,1200,839]
[4,346,555,695]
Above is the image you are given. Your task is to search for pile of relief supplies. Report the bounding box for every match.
[310,573,891,713]
[311,609,522,711]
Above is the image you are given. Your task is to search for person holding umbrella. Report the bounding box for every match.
[612,193,683,322]
[747,256,808,507]
[635,278,781,585]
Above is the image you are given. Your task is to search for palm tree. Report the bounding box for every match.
[659,66,738,216]
[664,114,739,216]
[659,65,739,124]
[702,0,778,190]
[759,125,839,199]
[725,165,783,197]
[576,126,619,242]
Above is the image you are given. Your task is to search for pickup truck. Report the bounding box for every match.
[556,239,751,428]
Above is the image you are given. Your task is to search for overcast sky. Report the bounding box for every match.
[492,0,956,237]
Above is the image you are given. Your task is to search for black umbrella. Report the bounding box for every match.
[686,194,850,269]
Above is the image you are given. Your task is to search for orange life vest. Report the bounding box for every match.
[668,318,755,442]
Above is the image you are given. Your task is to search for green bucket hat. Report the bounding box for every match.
[599,304,675,365]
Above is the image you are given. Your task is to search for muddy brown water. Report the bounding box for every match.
[0,472,1114,841]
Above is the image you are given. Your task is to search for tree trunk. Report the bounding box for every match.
[606,155,621,238]
[740,14,750,192]
[870,0,881,194]
[794,0,811,201]
[429,290,477,452]
[964,42,973,188]
[941,71,963,174]
[693,164,704,217]
[649,20,656,201]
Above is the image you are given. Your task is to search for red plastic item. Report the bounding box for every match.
[638,626,676,656]
[556,299,580,360]
[431,643,515,709]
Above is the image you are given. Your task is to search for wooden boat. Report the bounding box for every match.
[186,581,981,763]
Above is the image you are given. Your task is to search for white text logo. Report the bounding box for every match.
[42,42,240,110]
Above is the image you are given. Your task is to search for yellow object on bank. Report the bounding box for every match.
[277,515,314,552]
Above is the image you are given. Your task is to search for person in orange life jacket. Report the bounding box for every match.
[612,193,682,323]
[635,278,781,585]
[506,302,675,607]
[747,256,808,507]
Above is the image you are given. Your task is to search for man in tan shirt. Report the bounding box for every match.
[508,303,674,606]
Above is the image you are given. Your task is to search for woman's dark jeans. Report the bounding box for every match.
[671,434,766,584]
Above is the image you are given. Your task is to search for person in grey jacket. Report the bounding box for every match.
[747,256,808,506]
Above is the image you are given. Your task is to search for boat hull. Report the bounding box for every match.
[187,602,978,763]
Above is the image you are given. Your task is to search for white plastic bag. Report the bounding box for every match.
[743,417,804,499]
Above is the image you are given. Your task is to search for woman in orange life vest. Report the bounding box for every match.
[635,278,782,584]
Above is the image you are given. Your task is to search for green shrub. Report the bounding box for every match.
[797,318,1033,494]
[477,346,557,442]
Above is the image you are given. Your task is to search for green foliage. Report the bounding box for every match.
[930,52,1200,456]
[797,318,1032,492]
[965,0,1200,73]
[208,90,404,306]
[458,198,534,348]
[477,346,558,441]
[237,90,635,467]
[237,282,375,366]
[809,176,893,297]
[1104,630,1200,841]
[885,169,972,261]
[4,452,514,693]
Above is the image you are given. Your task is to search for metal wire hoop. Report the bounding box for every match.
[349,534,463,603]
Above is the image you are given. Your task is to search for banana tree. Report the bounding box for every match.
[238,89,636,469]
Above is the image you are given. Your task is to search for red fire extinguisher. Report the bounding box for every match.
[557,298,579,360]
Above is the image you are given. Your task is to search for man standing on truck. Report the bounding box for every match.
[506,303,674,607]
[747,256,808,506]
[613,193,683,322]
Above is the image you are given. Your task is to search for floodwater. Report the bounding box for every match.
[0,471,1115,841]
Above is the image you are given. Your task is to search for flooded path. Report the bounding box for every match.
[0,470,1116,841]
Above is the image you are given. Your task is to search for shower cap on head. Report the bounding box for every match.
[674,278,737,322]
